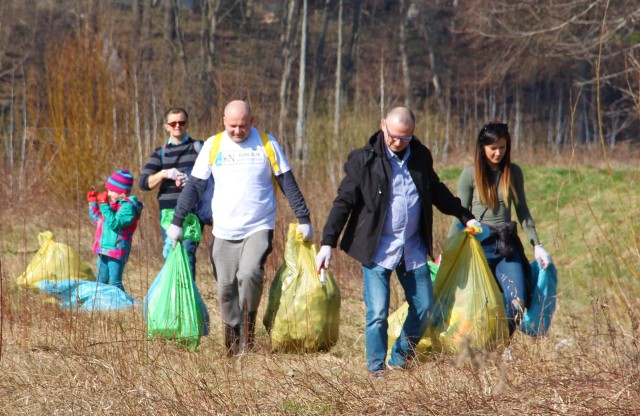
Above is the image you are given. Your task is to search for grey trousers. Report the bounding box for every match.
[212,229,273,327]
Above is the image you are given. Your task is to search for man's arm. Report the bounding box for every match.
[171,177,209,227]
[275,171,311,224]
[140,148,163,191]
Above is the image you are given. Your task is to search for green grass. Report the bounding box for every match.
[437,164,640,325]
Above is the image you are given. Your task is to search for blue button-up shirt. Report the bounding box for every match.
[372,145,427,271]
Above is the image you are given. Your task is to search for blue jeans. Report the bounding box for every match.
[161,224,199,281]
[481,237,527,334]
[362,261,433,373]
[96,255,125,291]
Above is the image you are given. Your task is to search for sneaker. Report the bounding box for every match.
[502,347,514,362]
[386,362,405,371]
[370,369,385,379]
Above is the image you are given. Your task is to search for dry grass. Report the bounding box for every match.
[1,160,639,416]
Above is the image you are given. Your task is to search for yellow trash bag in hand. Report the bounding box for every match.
[263,224,341,352]
[16,231,94,287]
[429,228,509,352]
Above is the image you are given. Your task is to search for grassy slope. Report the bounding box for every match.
[0,163,639,415]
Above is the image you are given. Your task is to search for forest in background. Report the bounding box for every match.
[0,0,639,196]
[1,2,639,413]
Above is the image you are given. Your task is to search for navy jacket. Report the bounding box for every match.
[320,131,475,266]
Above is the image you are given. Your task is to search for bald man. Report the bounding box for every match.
[315,107,479,377]
[168,100,313,355]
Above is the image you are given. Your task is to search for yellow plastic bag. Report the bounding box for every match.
[429,228,509,352]
[16,231,94,287]
[387,228,509,358]
[263,224,341,352]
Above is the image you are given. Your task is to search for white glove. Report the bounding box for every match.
[175,172,188,188]
[315,245,332,273]
[296,223,313,242]
[466,219,481,228]
[534,245,552,269]
[164,168,180,180]
[166,223,183,243]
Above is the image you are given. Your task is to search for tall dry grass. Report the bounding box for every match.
[1,174,639,415]
[0,29,639,416]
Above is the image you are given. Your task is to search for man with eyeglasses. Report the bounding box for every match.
[140,107,204,281]
[315,107,479,377]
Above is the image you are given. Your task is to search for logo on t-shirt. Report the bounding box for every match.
[215,150,265,167]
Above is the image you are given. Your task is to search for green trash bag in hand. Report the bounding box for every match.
[146,242,204,350]
[263,223,341,352]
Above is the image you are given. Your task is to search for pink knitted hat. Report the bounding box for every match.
[105,169,134,195]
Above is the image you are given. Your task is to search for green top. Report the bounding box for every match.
[448,163,541,246]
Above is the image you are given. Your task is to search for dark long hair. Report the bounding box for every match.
[474,121,518,210]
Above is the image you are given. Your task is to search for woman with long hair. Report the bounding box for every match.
[449,121,552,335]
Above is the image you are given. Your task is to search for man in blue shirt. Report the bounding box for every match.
[315,107,479,377]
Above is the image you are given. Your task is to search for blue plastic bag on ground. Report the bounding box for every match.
[37,279,137,311]
[520,262,558,336]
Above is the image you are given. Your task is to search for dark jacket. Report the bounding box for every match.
[320,131,475,266]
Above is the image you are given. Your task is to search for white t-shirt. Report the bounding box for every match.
[190,127,291,240]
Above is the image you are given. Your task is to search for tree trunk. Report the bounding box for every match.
[333,0,343,137]
[201,0,222,74]
[164,0,177,45]
[343,0,361,98]
[172,0,189,76]
[308,0,332,116]
[294,0,308,161]
[399,0,411,108]
[278,0,300,150]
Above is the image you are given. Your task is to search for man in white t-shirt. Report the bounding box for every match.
[167,100,313,356]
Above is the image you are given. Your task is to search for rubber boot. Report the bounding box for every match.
[224,324,240,357]
[243,311,257,353]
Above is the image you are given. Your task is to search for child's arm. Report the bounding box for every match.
[99,201,136,231]
[87,190,102,225]
[88,202,102,225]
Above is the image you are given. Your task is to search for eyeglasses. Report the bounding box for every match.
[384,123,413,141]
[166,120,187,128]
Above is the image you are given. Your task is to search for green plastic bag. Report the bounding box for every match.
[387,228,509,358]
[16,231,94,287]
[160,209,202,243]
[263,224,341,352]
[146,242,203,350]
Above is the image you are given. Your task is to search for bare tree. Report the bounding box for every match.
[201,0,223,75]
[308,0,333,116]
[294,0,308,161]
[278,0,300,150]
[399,0,411,108]
[164,0,188,75]
[343,0,361,99]
[334,0,343,137]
